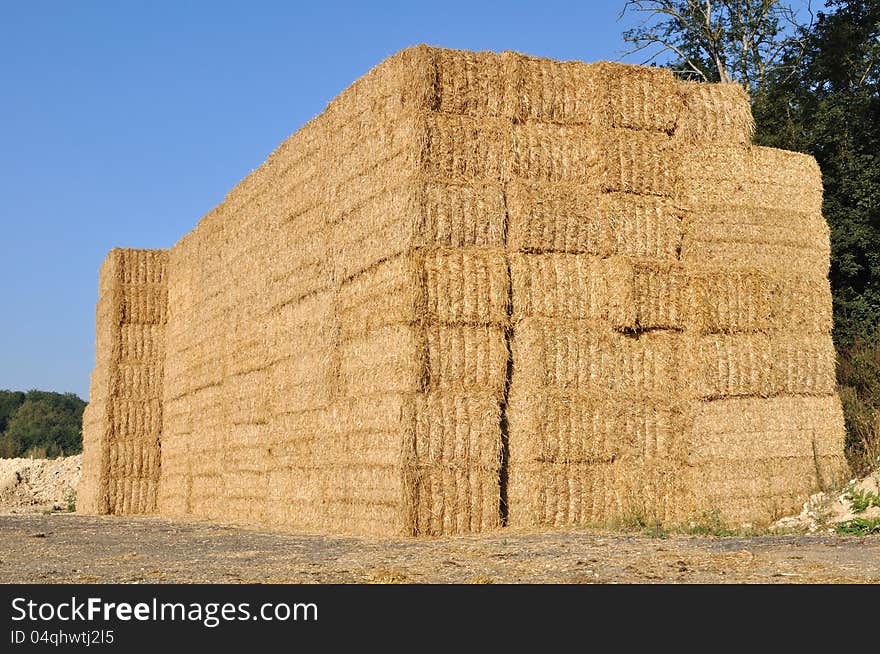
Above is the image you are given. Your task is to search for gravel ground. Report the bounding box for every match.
[1,514,878,583]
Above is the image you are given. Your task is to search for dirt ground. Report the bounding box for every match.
[0,455,80,513]
[1,513,878,583]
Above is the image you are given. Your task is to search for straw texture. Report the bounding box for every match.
[81,45,845,535]
[79,249,168,515]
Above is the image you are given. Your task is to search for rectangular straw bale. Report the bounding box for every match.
[505,180,614,255]
[267,349,335,414]
[769,274,834,333]
[327,183,421,283]
[110,398,162,436]
[274,290,335,356]
[338,324,422,396]
[682,233,830,277]
[510,253,634,328]
[118,249,169,285]
[690,333,773,399]
[422,247,509,325]
[336,255,421,341]
[689,267,772,334]
[681,453,847,525]
[682,206,829,275]
[418,179,506,248]
[424,324,508,397]
[510,122,604,184]
[769,334,837,396]
[507,392,686,463]
[422,113,511,181]
[110,362,164,399]
[120,284,168,325]
[413,392,503,535]
[507,461,611,527]
[269,407,336,469]
[603,128,678,196]
[413,393,503,470]
[267,226,334,307]
[635,265,832,334]
[605,193,682,259]
[674,81,754,144]
[592,61,680,132]
[413,467,500,536]
[512,318,683,397]
[118,324,164,362]
[508,55,606,124]
[224,369,270,425]
[431,47,512,118]
[678,146,823,214]
[508,459,683,527]
[227,317,274,376]
[689,332,841,399]
[687,395,846,463]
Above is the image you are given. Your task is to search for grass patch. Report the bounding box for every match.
[835,517,880,535]
[845,487,880,514]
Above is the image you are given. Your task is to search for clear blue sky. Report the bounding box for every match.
[0,1,645,400]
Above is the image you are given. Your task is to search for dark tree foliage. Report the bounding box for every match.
[0,390,86,458]
[621,0,880,472]
[620,0,808,91]
[0,390,25,434]
[753,0,880,347]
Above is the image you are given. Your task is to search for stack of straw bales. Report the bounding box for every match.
[79,249,167,515]
[81,46,846,535]
[504,65,844,527]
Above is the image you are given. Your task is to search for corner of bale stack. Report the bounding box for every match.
[80,248,169,515]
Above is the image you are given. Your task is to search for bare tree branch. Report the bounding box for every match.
[619,0,810,93]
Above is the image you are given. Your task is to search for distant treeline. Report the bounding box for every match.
[0,390,86,458]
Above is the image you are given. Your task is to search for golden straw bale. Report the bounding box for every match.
[507,54,607,125]
[510,253,634,328]
[605,193,682,260]
[682,206,830,276]
[510,122,604,184]
[674,81,754,144]
[507,391,686,463]
[506,180,614,255]
[592,61,680,131]
[422,247,509,325]
[424,324,508,397]
[422,113,511,182]
[338,325,423,396]
[511,319,683,397]
[631,260,690,330]
[603,128,679,196]
[678,145,823,214]
[431,47,512,118]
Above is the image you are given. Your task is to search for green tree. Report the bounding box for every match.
[620,0,809,93]
[0,390,86,458]
[753,0,880,345]
[0,390,25,433]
